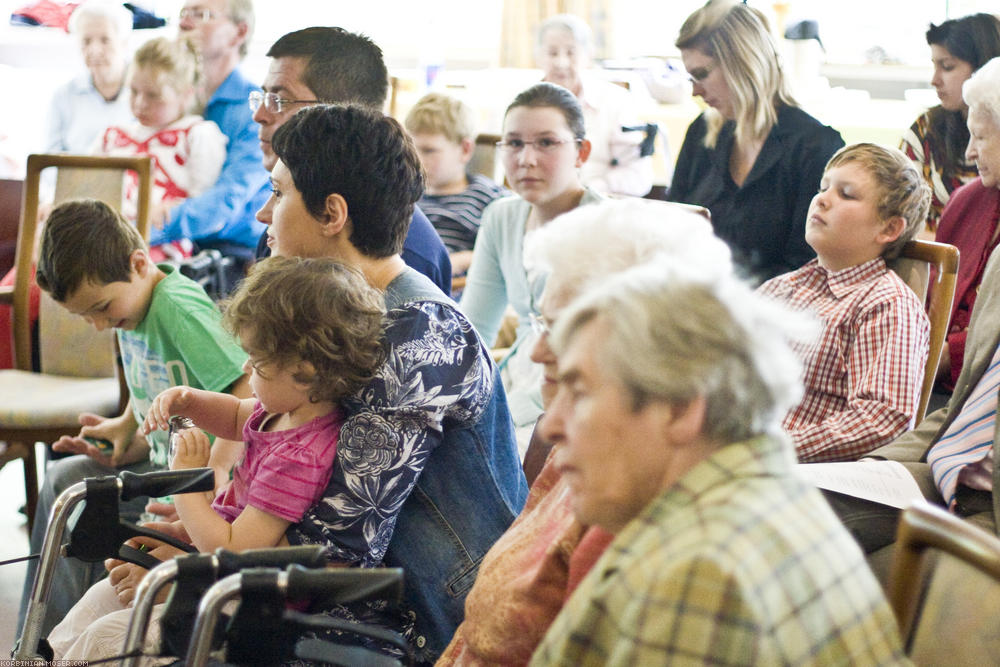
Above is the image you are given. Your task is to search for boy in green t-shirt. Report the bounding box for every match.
[19,198,249,637]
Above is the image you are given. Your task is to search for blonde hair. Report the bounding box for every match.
[131,36,201,108]
[824,143,931,259]
[676,0,796,149]
[404,92,476,144]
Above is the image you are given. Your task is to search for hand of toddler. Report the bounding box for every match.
[144,386,192,434]
[170,427,210,470]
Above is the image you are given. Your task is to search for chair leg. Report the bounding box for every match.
[21,441,38,532]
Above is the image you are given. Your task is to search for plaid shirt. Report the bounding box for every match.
[531,435,910,666]
[759,258,929,462]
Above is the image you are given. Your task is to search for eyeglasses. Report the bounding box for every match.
[179,7,219,23]
[529,313,551,337]
[249,91,322,114]
[495,137,580,154]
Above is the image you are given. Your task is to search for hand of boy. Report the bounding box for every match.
[170,428,210,470]
[54,412,145,467]
[144,386,194,434]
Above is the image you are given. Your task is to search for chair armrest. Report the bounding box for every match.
[0,284,13,305]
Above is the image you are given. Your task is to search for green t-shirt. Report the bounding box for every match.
[117,264,246,466]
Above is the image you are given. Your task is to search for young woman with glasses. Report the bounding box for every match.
[459,82,603,447]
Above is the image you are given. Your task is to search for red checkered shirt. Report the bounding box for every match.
[758,258,929,462]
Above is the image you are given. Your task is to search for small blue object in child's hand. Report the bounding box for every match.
[83,436,114,455]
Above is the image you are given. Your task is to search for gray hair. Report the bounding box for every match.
[964,56,1000,124]
[68,0,133,40]
[524,198,731,309]
[536,13,593,55]
[550,261,811,444]
[226,0,255,59]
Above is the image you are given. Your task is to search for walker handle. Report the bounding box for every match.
[216,545,327,576]
[119,467,215,501]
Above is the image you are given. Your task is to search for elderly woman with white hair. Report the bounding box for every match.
[536,14,654,197]
[933,56,1000,393]
[46,0,134,153]
[438,198,730,665]
[531,260,908,664]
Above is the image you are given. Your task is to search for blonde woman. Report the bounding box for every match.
[668,0,843,283]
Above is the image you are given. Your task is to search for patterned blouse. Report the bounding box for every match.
[285,298,496,653]
[901,110,979,234]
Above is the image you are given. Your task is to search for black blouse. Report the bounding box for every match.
[668,105,844,283]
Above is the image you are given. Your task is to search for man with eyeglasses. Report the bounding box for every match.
[250,27,452,296]
[154,0,270,286]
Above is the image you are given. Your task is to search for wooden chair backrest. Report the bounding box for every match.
[887,501,1000,662]
[889,240,959,424]
[470,133,503,185]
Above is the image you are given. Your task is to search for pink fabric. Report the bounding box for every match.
[759,258,929,462]
[437,451,611,666]
[212,402,341,523]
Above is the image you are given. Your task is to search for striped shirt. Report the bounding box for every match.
[211,402,342,523]
[418,174,507,253]
[759,258,929,462]
[928,344,1000,509]
[900,110,979,234]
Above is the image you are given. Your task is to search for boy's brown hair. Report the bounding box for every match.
[824,143,932,260]
[222,256,386,404]
[36,199,146,302]
[404,92,476,144]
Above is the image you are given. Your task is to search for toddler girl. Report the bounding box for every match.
[47,256,386,658]
[143,255,386,552]
[97,35,227,261]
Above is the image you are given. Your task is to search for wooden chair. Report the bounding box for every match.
[890,239,959,424]
[469,133,503,185]
[0,154,152,529]
[887,501,1000,663]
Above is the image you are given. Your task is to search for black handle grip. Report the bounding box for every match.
[284,564,404,605]
[215,545,327,576]
[119,468,215,501]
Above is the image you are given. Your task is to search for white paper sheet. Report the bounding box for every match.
[796,460,925,509]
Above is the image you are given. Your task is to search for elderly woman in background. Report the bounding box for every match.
[901,13,1000,237]
[438,198,730,665]
[531,261,908,664]
[668,0,843,283]
[934,56,1000,393]
[536,14,654,197]
[46,0,134,154]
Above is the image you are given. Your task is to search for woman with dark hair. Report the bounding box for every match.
[667,0,843,283]
[901,12,1000,236]
[460,82,602,441]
